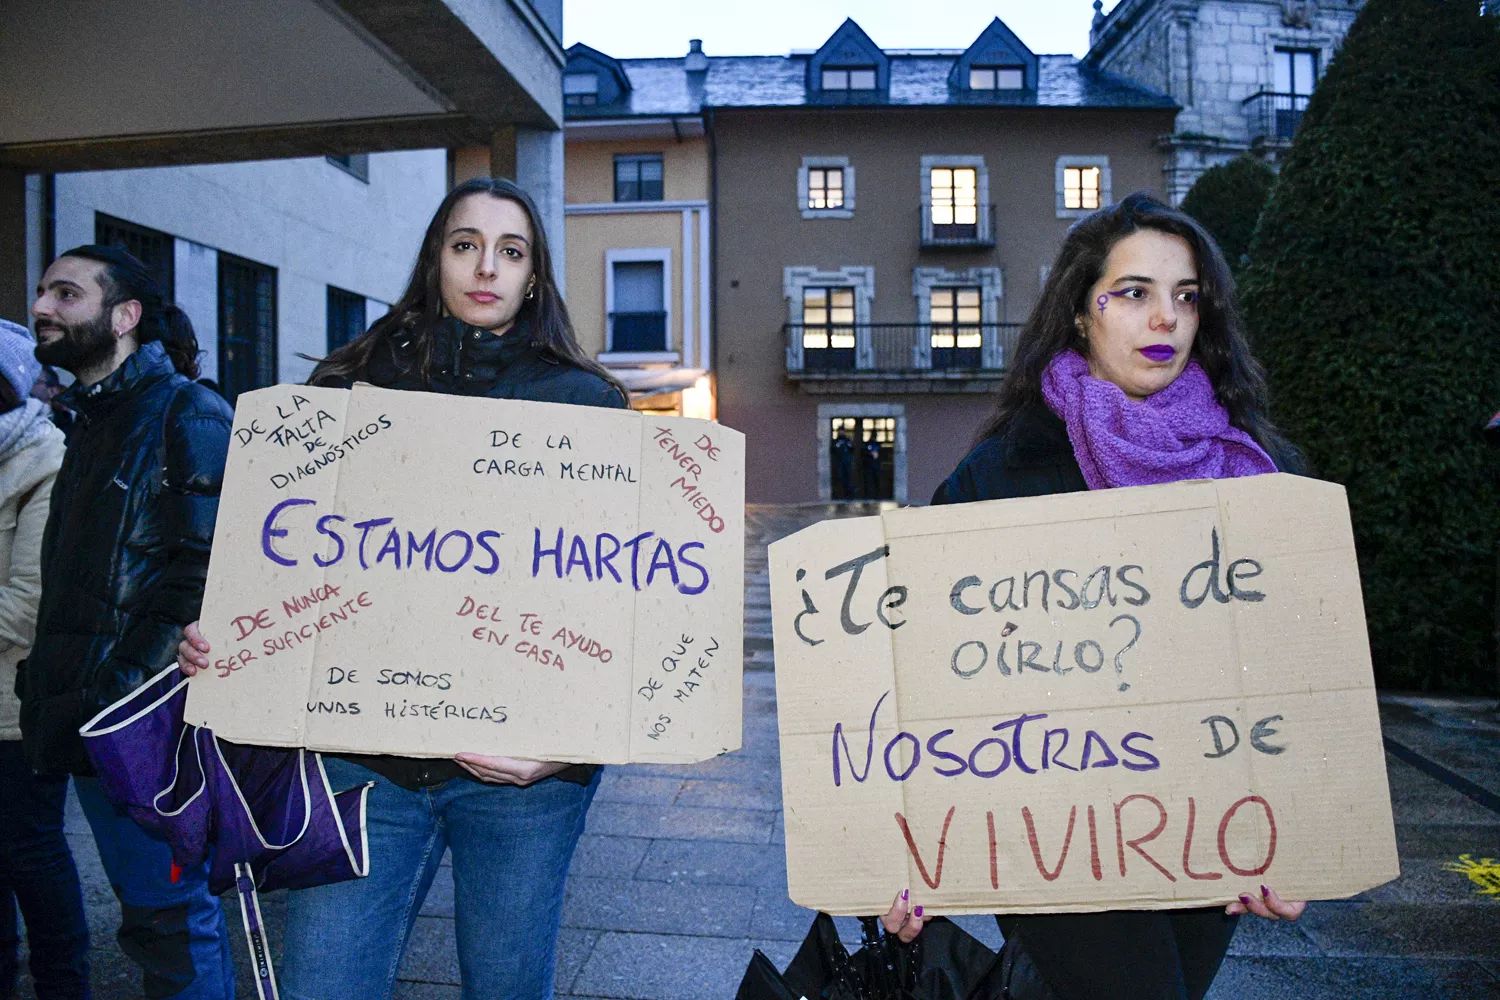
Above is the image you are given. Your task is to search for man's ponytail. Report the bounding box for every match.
[157,304,202,379]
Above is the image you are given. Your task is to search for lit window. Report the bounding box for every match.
[808,167,845,210]
[969,66,1024,90]
[930,167,978,227]
[822,66,876,90]
[930,287,983,370]
[802,287,856,351]
[1064,166,1102,210]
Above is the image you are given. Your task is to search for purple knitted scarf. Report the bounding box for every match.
[1040,349,1276,490]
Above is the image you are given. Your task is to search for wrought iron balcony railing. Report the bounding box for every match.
[784,322,1021,375]
[920,203,997,250]
[608,311,669,353]
[1241,91,1312,142]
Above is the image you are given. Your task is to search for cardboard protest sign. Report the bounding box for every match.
[769,475,1398,915]
[184,384,743,764]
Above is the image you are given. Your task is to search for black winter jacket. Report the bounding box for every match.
[20,341,233,776]
[933,400,1248,1000]
[322,316,626,790]
[931,401,1087,505]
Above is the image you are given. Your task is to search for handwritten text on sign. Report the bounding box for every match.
[185,384,744,764]
[769,475,1398,915]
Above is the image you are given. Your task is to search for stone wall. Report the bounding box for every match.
[1092,0,1363,200]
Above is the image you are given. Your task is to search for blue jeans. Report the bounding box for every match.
[73,778,234,999]
[281,758,598,1000]
[0,741,90,999]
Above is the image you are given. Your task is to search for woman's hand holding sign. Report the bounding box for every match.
[177,621,209,676]
[453,754,571,787]
[1225,884,1305,921]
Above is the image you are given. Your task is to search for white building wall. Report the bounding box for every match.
[52,149,444,383]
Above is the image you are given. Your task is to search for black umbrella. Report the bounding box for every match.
[737,913,1007,1000]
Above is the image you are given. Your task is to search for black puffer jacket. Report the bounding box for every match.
[321,315,626,790]
[20,341,232,775]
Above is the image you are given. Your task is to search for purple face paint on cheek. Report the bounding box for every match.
[1096,294,1108,315]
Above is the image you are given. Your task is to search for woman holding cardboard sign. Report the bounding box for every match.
[896,192,1305,1000]
[176,178,626,1000]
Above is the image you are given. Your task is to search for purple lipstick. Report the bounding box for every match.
[1140,344,1176,362]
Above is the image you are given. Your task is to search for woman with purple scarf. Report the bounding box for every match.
[883,193,1306,1000]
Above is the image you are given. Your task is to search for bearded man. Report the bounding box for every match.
[22,245,235,999]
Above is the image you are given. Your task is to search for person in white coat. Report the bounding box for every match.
[0,318,85,999]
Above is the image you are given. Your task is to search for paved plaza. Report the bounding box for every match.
[13,503,1500,999]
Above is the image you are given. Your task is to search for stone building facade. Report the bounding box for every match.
[1086,0,1364,202]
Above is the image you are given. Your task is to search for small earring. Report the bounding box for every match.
[525,284,536,301]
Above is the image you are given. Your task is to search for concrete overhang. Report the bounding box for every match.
[0,0,565,172]
[564,117,706,143]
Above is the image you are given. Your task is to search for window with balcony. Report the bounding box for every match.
[564,72,600,106]
[930,167,978,240]
[822,66,877,91]
[614,154,664,202]
[1272,48,1319,136]
[609,259,668,353]
[801,287,856,371]
[929,287,983,371]
[969,65,1024,90]
[921,157,992,248]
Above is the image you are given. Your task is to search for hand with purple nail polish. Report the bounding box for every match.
[879,889,927,944]
[1224,884,1305,921]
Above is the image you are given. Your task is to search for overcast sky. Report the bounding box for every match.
[563,1,1121,60]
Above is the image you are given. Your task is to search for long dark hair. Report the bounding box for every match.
[976,191,1287,458]
[309,178,626,401]
[61,244,201,379]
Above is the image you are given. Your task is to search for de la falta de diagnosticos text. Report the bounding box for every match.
[258,497,713,595]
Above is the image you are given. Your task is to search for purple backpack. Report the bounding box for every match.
[81,665,371,998]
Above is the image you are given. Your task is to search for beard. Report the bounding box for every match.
[34,307,116,374]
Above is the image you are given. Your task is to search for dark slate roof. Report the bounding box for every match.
[564,53,1175,119]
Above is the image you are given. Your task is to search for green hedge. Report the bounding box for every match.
[1241,0,1500,691]
[1180,155,1276,277]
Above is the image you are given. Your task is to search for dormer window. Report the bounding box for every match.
[822,66,877,91]
[969,65,1024,90]
[564,72,599,106]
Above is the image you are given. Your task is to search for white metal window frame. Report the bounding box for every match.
[822,67,877,90]
[783,265,875,370]
[1262,31,1337,96]
[920,155,989,243]
[911,267,1004,369]
[602,247,675,362]
[798,156,855,220]
[563,72,599,96]
[1054,155,1112,219]
[816,402,907,504]
[969,66,1025,90]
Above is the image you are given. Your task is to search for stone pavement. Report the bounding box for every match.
[14,502,1500,999]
